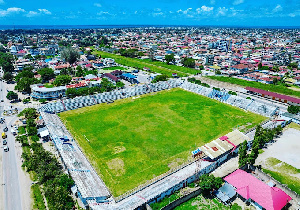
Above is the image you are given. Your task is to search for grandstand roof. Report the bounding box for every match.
[245,87,300,104]
[200,130,249,160]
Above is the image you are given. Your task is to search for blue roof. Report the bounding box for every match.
[122,73,136,79]
[215,183,236,202]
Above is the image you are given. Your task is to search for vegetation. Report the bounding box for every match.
[60,88,265,196]
[151,74,168,83]
[187,77,210,88]
[182,57,195,68]
[60,47,80,65]
[287,105,300,114]
[3,72,14,82]
[198,174,223,195]
[17,108,75,210]
[207,76,300,98]
[14,66,38,93]
[92,49,200,76]
[102,66,126,70]
[6,91,18,100]
[38,68,55,82]
[150,191,181,210]
[0,52,14,72]
[238,125,283,167]
[165,53,175,64]
[31,184,46,210]
[39,99,47,103]
[53,75,72,86]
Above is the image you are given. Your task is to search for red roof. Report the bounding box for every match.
[245,87,300,104]
[66,83,87,89]
[224,169,292,210]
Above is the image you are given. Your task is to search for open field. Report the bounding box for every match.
[102,66,126,70]
[92,50,200,76]
[207,76,300,98]
[59,88,265,196]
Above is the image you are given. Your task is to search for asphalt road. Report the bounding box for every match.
[1,77,23,210]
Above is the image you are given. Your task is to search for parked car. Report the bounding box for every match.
[3,139,7,145]
[4,146,9,152]
[3,127,8,132]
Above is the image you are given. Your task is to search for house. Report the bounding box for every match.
[102,73,119,85]
[224,169,292,210]
[122,73,138,84]
[111,70,123,77]
[230,64,249,74]
[31,84,66,99]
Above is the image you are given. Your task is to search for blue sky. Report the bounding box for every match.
[0,0,299,26]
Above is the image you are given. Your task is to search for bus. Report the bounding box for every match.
[2,132,7,139]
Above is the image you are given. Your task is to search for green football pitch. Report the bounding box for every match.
[59,88,266,196]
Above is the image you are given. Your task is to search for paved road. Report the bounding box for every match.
[1,76,23,210]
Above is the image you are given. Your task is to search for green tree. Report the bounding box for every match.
[3,72,14,82]
[182,57,195,68]
[38,68,55,82]
[75,66,85,77]
[238,140,248,167]
[152,74,168,83]
[15,70,34,83]
[165,53,175,65]
[116,81,125,88]
[65,88,77,98]
[6,91,18,100]
[18,108,38,119]
[60,47,80,65]
[15,77,38,93]
[258,62,262,69]
[287,105,300,114]
[39,99,47,104]
[198,174,223,194]
[53,75,72,86]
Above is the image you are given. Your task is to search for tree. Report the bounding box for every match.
[288,62,298,69]
[18,108,38,119]
[165,53,175,64]
[38,68,55,82]
[3,72,14,82]
[182,57,195,68]
[258,62,262,69]
[53,75,72,86]
[287,105,300,114]
[116,81,125,88]
[6,91,18,100]
[238,140,248,167]
[272,77,278,85]
[15,77,38,93]
[198,174,223,194]
[152,74,168,83]
[75,66,84,77]
[60,47,80,65]
[66,88,77,98]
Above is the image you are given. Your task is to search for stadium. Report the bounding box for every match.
[39,79,278,209]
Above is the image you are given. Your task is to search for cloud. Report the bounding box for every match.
[210,0,215,5]
[217,7,228,16]
[94,3,102,8]
[38,9,51,15]
[152,12,163,17]
[233,0,244,5]
[0,7,25,17]
[273,4,282,12]
[201,5,214,12]
[0,0,4,5]
[26,11,38,17]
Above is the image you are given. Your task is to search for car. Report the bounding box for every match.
[3,127,8,132]
[4,146,9,152]
[3,139,7,145]
[0,99,3,102]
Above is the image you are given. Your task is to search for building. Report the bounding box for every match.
[245,87,300,105]
[122,73,138,84]
[224,169,292,210]
[31,85,66,99]
[102,73,119,85]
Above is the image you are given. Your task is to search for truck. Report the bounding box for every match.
[2,132,7,139]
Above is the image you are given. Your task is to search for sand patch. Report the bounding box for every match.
[107,158,125,176]
[113,146,126,154]
[168,158,184,169]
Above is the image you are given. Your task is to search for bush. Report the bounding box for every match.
[287,105,300,114]
[152,74,168,83]
[39,99,47,104]
[30,135,40,142]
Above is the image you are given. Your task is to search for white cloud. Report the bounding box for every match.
[217,7,228,16]
[0,7,25,17]
[273,4,282,13]
[26,11,38,17]
[94,3,102,8]
[183,8,192,14]
[154,8,161,12]
[201,5,214,12]
[288,13,295,17]
[152,12,163,17]
[97,11,110,15]
[233,0,244,5]
[38,9,51,15]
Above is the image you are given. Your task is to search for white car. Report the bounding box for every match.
[4,146,9,152]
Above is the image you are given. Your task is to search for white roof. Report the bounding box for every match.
[40,129,49,137]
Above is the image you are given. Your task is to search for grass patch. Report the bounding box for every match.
[286,122,300,131]
[102,66,126,70]
[44,83,54,88]
[59,88,265,196]
[31,184,46,210]
[258,149,264,154]
[92,50,199,77]
[150,191,181,209]
[266,157,300,174]
[262,168,300,195]
[207,76,300,98]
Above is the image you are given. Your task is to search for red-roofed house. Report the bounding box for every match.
[224,169,292,210]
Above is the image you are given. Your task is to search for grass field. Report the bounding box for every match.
[207,76,300,98]
[92,49,199,77]
[102,66,126,70]
[59,88,265,196]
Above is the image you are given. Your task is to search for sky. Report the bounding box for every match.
[0,0,299,26]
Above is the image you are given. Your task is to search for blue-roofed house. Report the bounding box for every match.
[214,182,236,204]
[122,73,138,84]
